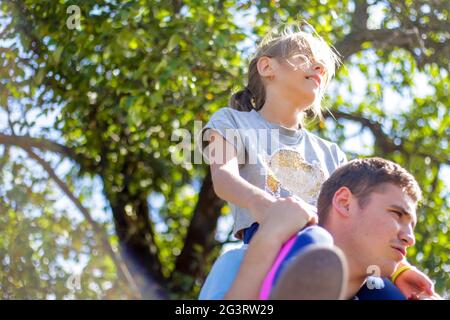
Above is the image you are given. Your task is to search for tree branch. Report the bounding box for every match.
[336,0,447,67]
[351,0,369,32]
[324,110,450,165]
[0,133,77,160]
[336,27,423,61]
[325,109,398,153]
[171,169,225,292]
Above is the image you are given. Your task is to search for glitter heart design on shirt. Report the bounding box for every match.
[264,149,326,205]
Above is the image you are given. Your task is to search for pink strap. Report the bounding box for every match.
[259,235,297,300]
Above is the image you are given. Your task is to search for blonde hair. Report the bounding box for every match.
[230,22,341,126]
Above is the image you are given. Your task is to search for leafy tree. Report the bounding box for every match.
[0,0,448,298]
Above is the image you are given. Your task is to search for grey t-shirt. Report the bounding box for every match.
[201,107,347,238]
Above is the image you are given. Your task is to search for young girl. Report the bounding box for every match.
[200,23,345,296]
[202,23,345,238]
[199,23,434,300]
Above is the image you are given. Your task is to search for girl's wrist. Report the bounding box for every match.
[247,192,276,221]
[251,226,284,251]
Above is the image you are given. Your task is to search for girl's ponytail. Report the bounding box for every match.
[229,87,255,112]
[229,58,266,112]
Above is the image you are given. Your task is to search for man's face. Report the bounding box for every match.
[348,183,417,277]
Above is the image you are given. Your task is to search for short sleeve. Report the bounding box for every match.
[200,108,245,161]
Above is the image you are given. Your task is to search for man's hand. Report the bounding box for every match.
[394,267,437,299]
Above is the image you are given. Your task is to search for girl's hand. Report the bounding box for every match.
[394,267,436,299]
[255,196,318,244]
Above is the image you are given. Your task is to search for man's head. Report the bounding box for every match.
[317,157,422,277]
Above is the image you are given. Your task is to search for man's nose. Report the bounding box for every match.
[400,224,416,247]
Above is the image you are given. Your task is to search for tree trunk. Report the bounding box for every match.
[107,184,168,299]
[171,169,225,293]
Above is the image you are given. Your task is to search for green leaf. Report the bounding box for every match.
[167,34,181,52]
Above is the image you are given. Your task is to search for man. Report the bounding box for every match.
[200,158,440,300]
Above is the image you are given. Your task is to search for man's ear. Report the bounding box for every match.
[332,186,353,218]
[256,56,275,79]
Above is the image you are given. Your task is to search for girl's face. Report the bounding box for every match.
[266,53,326,110]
